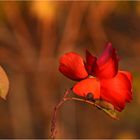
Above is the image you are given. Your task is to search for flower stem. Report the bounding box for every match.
[50,89,119,138]
[50,89,71,139]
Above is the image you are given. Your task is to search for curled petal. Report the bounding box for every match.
[85,49,97,75]
[59,52,88,81]
[100,71,132,112]
[96,42,118,79]
[72,78,100,99]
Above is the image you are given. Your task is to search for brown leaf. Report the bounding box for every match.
[95,100,114,110]
[95,100,119,120]
[0,66,9,100]
[103,109,119,120]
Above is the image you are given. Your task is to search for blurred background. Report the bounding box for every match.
[0,1,139,138]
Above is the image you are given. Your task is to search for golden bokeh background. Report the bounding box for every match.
[0,1,139,138]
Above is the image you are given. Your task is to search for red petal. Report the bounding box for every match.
[95,42,118,79]
[100,71,132,112]
[120,71,132,85]
[72,78,100,99]
[119,71,133,103]
[59,52,88,81]
[85,49,97,75]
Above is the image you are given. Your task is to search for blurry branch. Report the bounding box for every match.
[9,73,34,138]
[11,33,36,71]
[0,23,19,48]
[3,2,35,47]
[0,47,25,71]
[37,7,57,70]
[3,2,37,71]
[87,1,117,49]
[39,21,56,63]
[57,1,89,56]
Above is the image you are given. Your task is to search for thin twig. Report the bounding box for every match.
[50,89,71,139]
[50,89,119,139]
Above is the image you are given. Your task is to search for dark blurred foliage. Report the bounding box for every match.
[0,1,140,139]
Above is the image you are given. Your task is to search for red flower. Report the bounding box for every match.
[59,43,132,111]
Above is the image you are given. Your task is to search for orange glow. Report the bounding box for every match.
[30,1,57,21]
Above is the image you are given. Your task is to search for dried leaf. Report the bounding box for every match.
[0,66,9,100]
[95,100,114,110]
[102,108,119,120]
[94,100,119,120]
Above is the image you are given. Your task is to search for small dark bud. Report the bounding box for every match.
[86,93,95,102]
